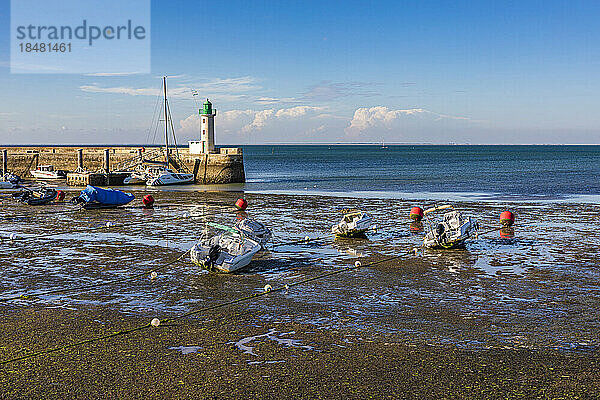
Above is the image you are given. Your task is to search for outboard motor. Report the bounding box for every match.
[204,245,221,268]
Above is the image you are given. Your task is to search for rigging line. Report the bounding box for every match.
[165,100,180,164]
[151,99,164,145]
[146,92,163,145]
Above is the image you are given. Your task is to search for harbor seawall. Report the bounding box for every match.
[1,146,245,185]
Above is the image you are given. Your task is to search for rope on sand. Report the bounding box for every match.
[0,249,190,303]
[0,250,416,365]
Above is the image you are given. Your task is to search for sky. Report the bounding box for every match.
[0,0,599,145]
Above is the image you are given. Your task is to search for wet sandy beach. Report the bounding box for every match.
[1,190,600,397]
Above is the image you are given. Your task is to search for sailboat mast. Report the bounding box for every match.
[163,76,169,167]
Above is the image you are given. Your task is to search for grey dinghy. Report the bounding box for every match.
[331,210,373,238]
[234,218,272,247]
[422,205,479,249]
[190,222,261,273]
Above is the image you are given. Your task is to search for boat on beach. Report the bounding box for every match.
[190,222,261,273]
[124,76,194,187]
[12,187,57,206]
[0,181,17,189]
[72,185,135,209]
[123,170,149,185]
[30,165,67,180]
[124,165,194,186]
[146,167,194,186]
[234,218,272,247]
[332,210,373,238]
[422,205,479,249]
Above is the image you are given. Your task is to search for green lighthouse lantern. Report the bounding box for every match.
[201,99,212,115]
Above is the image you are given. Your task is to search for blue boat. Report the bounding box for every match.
[73,185,135,209]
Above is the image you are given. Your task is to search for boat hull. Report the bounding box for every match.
[30,171,66,180]
[146,172,194,186]
[190,236,261,273]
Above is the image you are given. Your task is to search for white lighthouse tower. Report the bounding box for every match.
[200,99,217,153]
[189,99,217,154]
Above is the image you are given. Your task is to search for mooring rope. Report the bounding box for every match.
[0,250,415,365]
[0,213,196,243]
[0,249,191,303]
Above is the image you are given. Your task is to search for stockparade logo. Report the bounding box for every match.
[11,0,151,74]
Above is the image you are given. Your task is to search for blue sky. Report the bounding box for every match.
[0,0,599,144]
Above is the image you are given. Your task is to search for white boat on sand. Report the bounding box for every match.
[332,210,373,238]
[234,218,272,247]
[422,205,479,249]
[190,222,261,273]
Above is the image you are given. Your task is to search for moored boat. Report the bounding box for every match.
[332,210,373,238]
[422,205,479,249]
[0,181,16,189]
[146,168,194,186]
[72,185,135,209]
[30,165,67,180]
[234,218,272,247]
[12,187,57,206]
[123,170,149,185]
[190,222,261,273]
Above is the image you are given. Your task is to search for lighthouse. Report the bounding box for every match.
[199,99,216,153]
[188,99,217,154]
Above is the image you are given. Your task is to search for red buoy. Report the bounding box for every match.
[142,194,155,208]
[410,221,423,232]
[500,211,515,226]
[500,227,515,239]
[55,190,65,201]
[409,206,424,221]
[235,198,248,210]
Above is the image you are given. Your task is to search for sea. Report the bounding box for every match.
[241,144,600,202]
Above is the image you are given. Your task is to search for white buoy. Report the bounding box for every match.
[412,247,419,256]
[150,271,158,280]
[9,233,15,241]
[106,222,113,227]
[151,318,160,327]
[304,236,310,242]
[264,284,273,292]
[284,284,290,290]
[183,212,190,218]
[354,261,361,267]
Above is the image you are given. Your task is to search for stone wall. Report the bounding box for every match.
[1,146,245,184]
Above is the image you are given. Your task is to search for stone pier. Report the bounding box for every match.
[0,146,245,186]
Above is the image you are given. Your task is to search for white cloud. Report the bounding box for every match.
[345,106,471,136]
[255,96,302,105]
[84,72,146,76]
[80,84,161,96]
[241,106,324,133]
[79,76,260,99]
[179,108,256,135]
[178,106,330,143]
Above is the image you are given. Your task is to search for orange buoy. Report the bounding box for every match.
[142,194,155,208]
[235,198,248,210]
[55,190,65,201]
[500,211,515,226]
[409,206,424,221]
